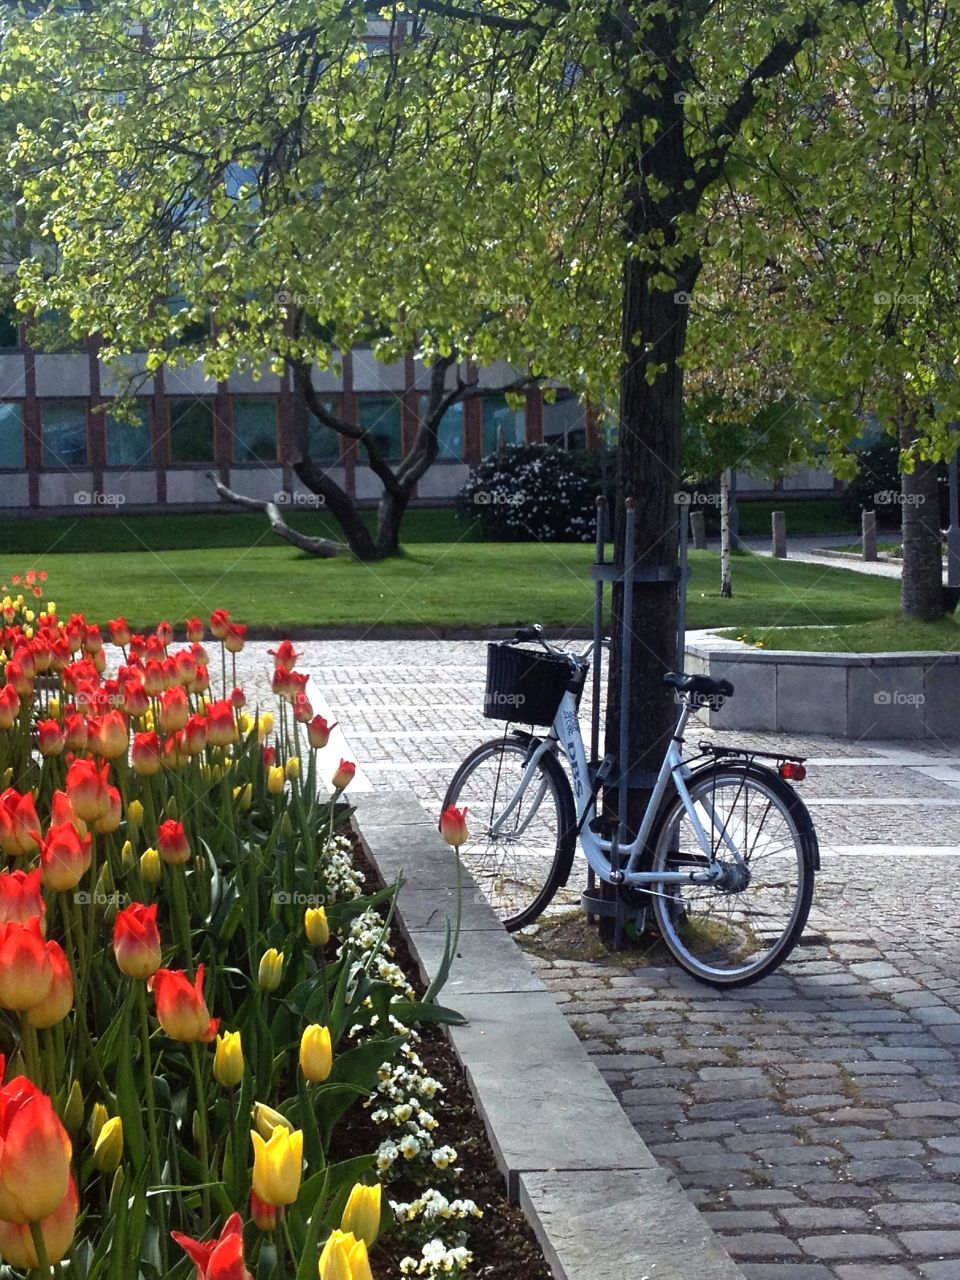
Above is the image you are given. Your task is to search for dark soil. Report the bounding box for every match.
[348,833,553,1280]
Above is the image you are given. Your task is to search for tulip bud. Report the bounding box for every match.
[157,819,190,866]
[250,1188,277,1232]
[250,1126,303,1208]
[299,1024,333,1084]
[304,907,329,947]
[331,759,356,791]
[258,712,274,739]
[127,800,144,827]
[252,1102,294,1140]
[341,1181,382,1248]
[285,756,301,781]
[319,1230,373,1280]
[280,812,294,838]
[163,795,178,819]
[213,1030,244,1088]
[48,697,60,718]
[120,839,135,869]
[258,948,283,992]
[62,1082,84,1136]
[90,1102,109,1145]
[439,804,469,847]
[307,715,337,750]
[267,766,285,796]
[140,848,162,884]
[93,1117,123,1173]
[232,782,253,812]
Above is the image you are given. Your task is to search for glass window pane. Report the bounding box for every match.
[0,403,24,468]
[419,394,464,461]
[357,395,402,460]
[482,396,525,456]
[542,393,587,449]
[0,307,18,350]
[42,400,88,468]
[233,399,277,462]
[307,399,341,462]
[168,399,214,463]
[105,403,151,467]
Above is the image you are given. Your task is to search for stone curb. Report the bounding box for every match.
[353,789,746,1280]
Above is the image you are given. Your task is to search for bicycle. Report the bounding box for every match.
[443,626,819,988]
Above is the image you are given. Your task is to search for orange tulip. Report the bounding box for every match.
[26,941,73,1028]
[206,700,238,747]
[307,715,337,749]
[40,823,92,893]
[439,804,469,847]
[331,760,355,791]
[0,1173,77,1265]
[37,720,66,757]
[113,902,161,980]
[157,820,190,866]
[0,917,53,1011]
[65,759,111,823]
[159,685,190,733]
[0,790,41,858]
[0,870,46,927]
[131,731,162,777]
[0,684,20,730]
[151,965,219,1042]
[0,1077,73,1222]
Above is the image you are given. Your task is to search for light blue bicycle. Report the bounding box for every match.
[444,626,818,987]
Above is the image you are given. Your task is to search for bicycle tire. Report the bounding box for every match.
[443,735,577,930]
[649,762,817,988]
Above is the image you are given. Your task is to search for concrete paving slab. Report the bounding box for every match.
[404,924,547,996]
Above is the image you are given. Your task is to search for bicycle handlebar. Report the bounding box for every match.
[510,626,608,664]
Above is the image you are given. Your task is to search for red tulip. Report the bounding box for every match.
[123,678,150,718]
[0,684,20,730]
[206,700,238,747]
[159,685,189,733]
[156,621,173,648]
[271,667,293,699]
[192,664,210,694]
[113,903,161,980]
[151,965,219,1042]
[292,694,313,724]
[0,917,53,1011]
[249,1188,277,1232]
[174,650,197,686]
[49,790,81,833]
[307,715,337,750]
[268,640,300,670]
[172,1211,250,1280]
[163,731,188,769]
[4,659,32,697]
[65,759,111,822]
[26,941,73,1028]
[82,624,103,656]
[184,714,208,755]
[229,686,245,709]
[261,746,276,770]
[0,870,45,927]
[108,618,131,648]
[41,823,92,893]
[0,1173,77,1266]
[93,785,122,836]
[157,820,190,866]
[131,730,163,777]
[142,659,166,697]
[185,618,204,643]
[62,712,88,753]
[0,790,41,857]
[92,710,128,760]
[439,804,469,847]
[36,720,65,757]
[331,760,356,791]
[210,609,231,641]
[0,1077,73,1222]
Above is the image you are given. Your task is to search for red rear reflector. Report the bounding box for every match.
[780,761,806,781]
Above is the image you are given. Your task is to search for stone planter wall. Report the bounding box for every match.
[685,631,960,740]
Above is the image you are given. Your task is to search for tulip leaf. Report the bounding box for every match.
[389,999,468,1027]
[293,1169,330,1280]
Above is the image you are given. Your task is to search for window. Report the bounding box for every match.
[482,396,525,456]
[542,393,587,449]
[0,306,18,350]
[42,400,88,468]
[233,399,278,462]
[105,402,151,467]
[357,395,402,460]
[419,395,464,461]
[0,403,24,468]
[307,399,342,463]
[168,399,214,463]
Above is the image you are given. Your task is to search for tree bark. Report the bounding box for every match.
[719,471,733,598]
[899,408,944,620]
[206,474,349,557]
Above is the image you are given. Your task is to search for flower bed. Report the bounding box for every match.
[0,570,486,1279]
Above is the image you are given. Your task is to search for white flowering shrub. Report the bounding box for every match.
[457,444,605,542]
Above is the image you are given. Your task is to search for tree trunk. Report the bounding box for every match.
[719,470,733,598]
[374,487,411,557]
[899,409,944,620]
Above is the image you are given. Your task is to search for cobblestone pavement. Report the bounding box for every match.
[239,639,960,1279]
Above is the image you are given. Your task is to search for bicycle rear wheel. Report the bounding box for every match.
[650,764,816,987]
[443,736,576,930]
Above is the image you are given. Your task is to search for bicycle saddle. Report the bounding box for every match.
[662,672,734,699]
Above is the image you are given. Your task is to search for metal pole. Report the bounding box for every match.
[676,502,689,673]
[948,447,960,588]
[587,496,606,911]
[617,501,636,863]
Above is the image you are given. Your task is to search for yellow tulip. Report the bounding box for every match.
[250,1126,303,1207]
[48,697,60,718]
[232,782,253,811]
[258,712,274,739]
[93,1117,124,1173]
[140,848,161,884]
[213,1030,244,1088]
[127,799,144,826]
[258,948,284,992]
[285,756,301,781]
[252,1102,293,1140]
[304,907,329,947]
[120,840,135,869]
[267,766,285,796]
[341,1182,381,1247]
[300,1024,333,1084]
[318,1230,373,1280]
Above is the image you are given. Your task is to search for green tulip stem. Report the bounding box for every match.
[189,1041,212,1220]
[170,864,195,979]
[281,1214,299,1276]
[136,982,167,1271]
[20,1018,40,1086]
[28,1219,53,1278]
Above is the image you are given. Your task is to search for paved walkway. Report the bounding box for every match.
[239,639,960,1279]
[733,535,904,580]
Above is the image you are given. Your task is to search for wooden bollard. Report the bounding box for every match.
[772,510,786,558]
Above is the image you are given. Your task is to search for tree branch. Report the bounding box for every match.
[206,473,349,557]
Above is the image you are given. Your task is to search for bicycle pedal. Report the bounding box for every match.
[588,816,615,837]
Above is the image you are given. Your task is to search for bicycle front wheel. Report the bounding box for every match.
[650,764,816,987]
[443,736,576,930]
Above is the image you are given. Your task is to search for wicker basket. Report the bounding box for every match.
[484,643,579,726]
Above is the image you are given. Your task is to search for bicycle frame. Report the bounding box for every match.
[490,689,729,889]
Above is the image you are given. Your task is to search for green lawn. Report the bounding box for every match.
[1,511,904,633]
[722,616,960,653]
